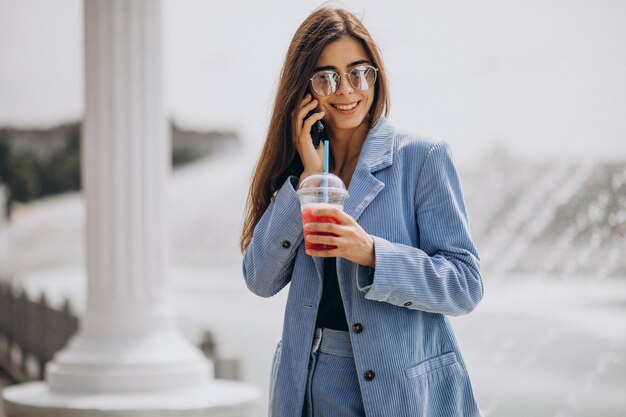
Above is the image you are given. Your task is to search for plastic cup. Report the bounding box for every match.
[296,173,349,251]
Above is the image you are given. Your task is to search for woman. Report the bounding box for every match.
[241,6,484,417]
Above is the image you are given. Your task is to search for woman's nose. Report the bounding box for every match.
[335,73,354,95]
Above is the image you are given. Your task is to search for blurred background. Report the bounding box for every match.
[1,0,625,416]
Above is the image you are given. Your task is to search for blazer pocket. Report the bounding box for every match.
[405,351,458,379]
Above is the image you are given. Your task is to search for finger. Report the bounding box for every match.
[292,93,313,113]
[310,207,352,224]
[297,99,320,123]
[299,93,314,107]
[304,223,343,234]
[296,113,325,151]
[291,94,314,130]
[293,100,321,146]
[301,110,325,133]
[305,234,340,246]
[299,93,313,106]
[294,111,326,151]
[305,247,341,258]
[293,96,315,119]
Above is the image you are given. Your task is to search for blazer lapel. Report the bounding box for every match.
[344,117,395,222]
[343,166,384,221]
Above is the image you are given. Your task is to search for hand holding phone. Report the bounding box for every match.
[307,110,328,149]
[293,94,326,178]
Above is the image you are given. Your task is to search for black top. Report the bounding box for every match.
[315,257,349,331]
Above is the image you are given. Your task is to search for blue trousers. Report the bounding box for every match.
[302,328,366,417]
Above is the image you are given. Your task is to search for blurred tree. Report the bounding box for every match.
[39,130,81,195]
[0,121,235,212]
[0,140,40,215]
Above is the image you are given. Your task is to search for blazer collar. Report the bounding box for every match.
[357,116,395,173]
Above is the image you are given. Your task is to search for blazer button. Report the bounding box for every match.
[352,323,363,334]
[364,370,375,381]
[403,301,413,307]
[281,240,291,248]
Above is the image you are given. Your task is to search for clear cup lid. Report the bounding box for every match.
[297,173,348,195]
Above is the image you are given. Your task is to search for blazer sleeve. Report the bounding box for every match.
[357,141,484,316]
[242,176,303,297]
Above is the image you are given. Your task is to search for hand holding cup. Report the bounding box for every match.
[297,173,376,267]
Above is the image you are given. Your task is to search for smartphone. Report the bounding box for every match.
[306,110,328,148]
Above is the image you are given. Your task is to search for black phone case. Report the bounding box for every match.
[312,121,327,148]
[307,110,327,148]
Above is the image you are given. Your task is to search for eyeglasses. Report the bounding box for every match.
[309,65,378,97]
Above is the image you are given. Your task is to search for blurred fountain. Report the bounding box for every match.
[463,152,626,279]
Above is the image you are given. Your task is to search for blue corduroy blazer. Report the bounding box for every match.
[243,117,484,417]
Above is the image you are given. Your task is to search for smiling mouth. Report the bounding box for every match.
[332,101,360,111]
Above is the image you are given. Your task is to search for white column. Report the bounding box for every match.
[2,1,259,415]
[44,0,209,393]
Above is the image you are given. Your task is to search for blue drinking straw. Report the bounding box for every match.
[323,139,329,203]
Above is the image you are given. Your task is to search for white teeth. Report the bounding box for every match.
[334,102,358,110]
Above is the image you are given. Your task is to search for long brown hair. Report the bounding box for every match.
[240,6,390,252]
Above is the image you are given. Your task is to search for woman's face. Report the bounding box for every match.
[311,36,375,134]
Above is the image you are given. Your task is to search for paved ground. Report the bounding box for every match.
[453,276,626,417]
[173,269,626,417]
[4,264,626,417]
[2,270,625,416]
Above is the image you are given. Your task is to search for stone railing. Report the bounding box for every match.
[0,281,240,384]
[0,282,78,383]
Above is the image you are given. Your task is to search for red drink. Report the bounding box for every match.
[301,204,341,250]
[296,173,348,254]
